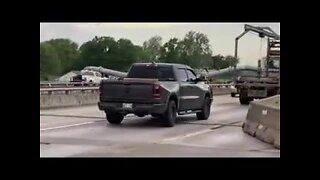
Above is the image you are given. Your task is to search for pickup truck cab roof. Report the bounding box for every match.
[132,62,192,69]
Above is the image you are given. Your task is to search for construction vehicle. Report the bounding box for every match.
[234,24,280,105]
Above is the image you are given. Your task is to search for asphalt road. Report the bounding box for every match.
[40,95,280,157]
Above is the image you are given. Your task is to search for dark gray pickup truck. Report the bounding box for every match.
[98,63,213,127]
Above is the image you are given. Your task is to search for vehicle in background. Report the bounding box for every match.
[70,74,84,83]
[70,70,108,84]
[98,62,213,127]
[81,70,107,83]
[234,24,280,105]
[230,82,238,97]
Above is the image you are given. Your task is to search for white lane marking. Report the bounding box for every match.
[159,128,214,143]
[40,121,96,131]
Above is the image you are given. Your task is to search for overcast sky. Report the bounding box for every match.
[40,23,280,66]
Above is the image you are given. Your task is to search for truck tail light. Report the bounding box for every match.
[153,84,161,100]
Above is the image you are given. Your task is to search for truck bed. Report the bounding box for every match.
[99,78,161,103]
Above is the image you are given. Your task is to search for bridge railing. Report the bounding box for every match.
[40,82,100,88]
[209,84,232,88]
[40,87,99,95]
[40,84,232,95]
[40,84,232,109]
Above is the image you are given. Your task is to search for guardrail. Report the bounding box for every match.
[40,81,232,89]
[40,87,99,95]
[40,84,232,95]
[40,82,99,88]
[209,84,232,88]
[40,84,232,109]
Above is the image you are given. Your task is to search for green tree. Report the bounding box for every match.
[76,36,148,71]
[76,36,118,70]
[159,31,213,68]
[40,39,79,80]
[45,39,79,74]
[114,38,141,71]
[143,36,162,62]
[211,54,239,70]
[135,45,150,63]
[160,38,183,63]
[40,42,59,80]
[211,54,224,70]
[179,31,213,68]
[224,55,239,68]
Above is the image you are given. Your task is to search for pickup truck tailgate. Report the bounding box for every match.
[100,78,159,103]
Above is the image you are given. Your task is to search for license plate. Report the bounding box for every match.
[122,103,133,109]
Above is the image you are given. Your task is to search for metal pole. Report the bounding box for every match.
[266,38,270,77]
[235,39,238,59]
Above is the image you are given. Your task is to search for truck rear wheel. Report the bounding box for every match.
[197,96,211,120]
[106,112,124,124]
[151,114,161,118]
[239,89,252,105]
[161,100,177,127]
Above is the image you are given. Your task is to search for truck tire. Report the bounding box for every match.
[231,93,236,97]
[151,114,161,118]
[239,89,251,105]
[161,100,177,127]
[196,96,211,120]
[106,112,124,124]
[268,89,278,97]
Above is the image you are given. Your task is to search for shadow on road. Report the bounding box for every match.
[109,115,200,128]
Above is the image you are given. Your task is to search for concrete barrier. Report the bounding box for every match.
[41,93,99,109]
[40,85,231,109]
[40,88,99,109]
[209,84,232,95]
[242,95,280,149]
[212,87,231,95]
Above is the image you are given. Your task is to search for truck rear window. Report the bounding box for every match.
[127,65,175,81]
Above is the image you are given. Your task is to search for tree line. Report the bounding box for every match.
[40,31,239,80]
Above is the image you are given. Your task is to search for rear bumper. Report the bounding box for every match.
[98,102,167,115]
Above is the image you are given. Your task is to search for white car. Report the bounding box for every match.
[80,70,107,83]
[230,83,238,97]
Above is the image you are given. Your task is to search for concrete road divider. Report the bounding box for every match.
[209,84,232,95]
[212,87,231,95]
[40,85,232,109]
[40,87,99,109]
[242,95,280,149]
[243,104,261,136]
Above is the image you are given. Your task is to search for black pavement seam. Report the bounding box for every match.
[179,121,243,127]
[40,142,51,145]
